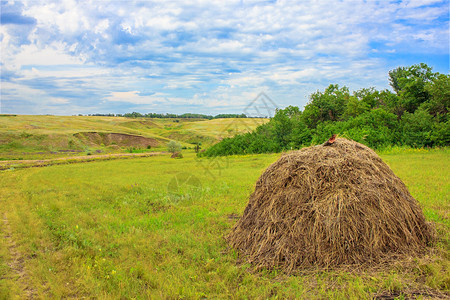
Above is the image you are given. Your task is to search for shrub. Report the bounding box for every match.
[430,120,450,146]
[200,64,447,156]
[171,152,183,159]
[167,141,182,153]
[400,108,434,147]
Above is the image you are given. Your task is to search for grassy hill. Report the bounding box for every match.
[0,115,268,160]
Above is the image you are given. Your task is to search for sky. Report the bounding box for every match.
[1,0,449,116]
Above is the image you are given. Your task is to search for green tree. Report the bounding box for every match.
[302,84,350,128]
[343,96,370,119]
[354,87,380,108]
[400,108,434,147]
[423,73,450,120]
[201,63,448,157]
[312,109,398,148]
[388,63,437,114]
[289,119,312,148]
[167,141,182,153]
[430,120,450,146]
[272,106,301,149]
[376,90,403,118]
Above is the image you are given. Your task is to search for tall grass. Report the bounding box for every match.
[0,150,448,298]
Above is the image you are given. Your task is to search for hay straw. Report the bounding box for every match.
[227,138,434,273]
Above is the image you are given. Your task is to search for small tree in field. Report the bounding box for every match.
[167,140,182,153]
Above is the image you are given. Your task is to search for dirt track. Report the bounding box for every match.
[0,152,165,170]
[1,213,36,298]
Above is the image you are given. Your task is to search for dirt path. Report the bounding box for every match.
[2,213,36,299]
[0,152,165,170]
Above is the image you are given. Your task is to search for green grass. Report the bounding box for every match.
[0,116,268,160]
[380,147,450,238]
[0,149,448,299]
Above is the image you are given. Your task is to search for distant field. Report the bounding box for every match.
[0,115,268,160]
[0,148,448,299]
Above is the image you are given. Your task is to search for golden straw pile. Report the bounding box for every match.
[227,138,433,273]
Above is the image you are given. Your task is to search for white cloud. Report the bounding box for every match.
[402,0,444,8]
[105,91,179,105]
[12,43,85,67]
[106,91,153,104]
[94,19,110,36]
[398,6,446,22]
[49,98,69,104]
[1,0,448,115]
[20,65,106,79]
[24,0,90,35]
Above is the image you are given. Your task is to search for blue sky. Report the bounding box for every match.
[1,0,449,115]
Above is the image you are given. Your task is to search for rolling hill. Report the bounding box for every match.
[0,115,269,160]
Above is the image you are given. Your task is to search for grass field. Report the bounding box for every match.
[0,147,448,299]
[0,115,268,160]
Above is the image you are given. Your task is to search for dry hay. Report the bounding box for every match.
[171,152,183,158]
[227,138,434,273]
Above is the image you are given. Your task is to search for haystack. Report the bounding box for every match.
[227,138,433,272]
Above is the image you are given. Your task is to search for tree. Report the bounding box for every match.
[124,112,144,118]
[376,89,403,118]
[311,109,398,148]
[424,73,450,120]
[272,106,300,149]
[388,63,437,114]
[400,108,434,147]
[302,84,350,128]
[343,96,370,119]
[430,120,450,146]
[200,63,448,157]
[388,67,408,94]
[167,141,182,153]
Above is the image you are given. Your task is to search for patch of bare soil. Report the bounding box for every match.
[2,213,36,299]
[0,152,164,170]
[74,132,160,147]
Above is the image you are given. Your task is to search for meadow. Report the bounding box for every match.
[0,145,448,299]
[0,115,268,160]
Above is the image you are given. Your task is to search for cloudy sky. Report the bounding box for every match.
[1,0,449,115]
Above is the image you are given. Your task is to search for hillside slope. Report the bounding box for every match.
[0,115,268,160]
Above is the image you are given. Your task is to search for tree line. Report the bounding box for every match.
[201,63,449,157]
[83,112,248,119]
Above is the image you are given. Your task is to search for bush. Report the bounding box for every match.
[171,152,183,159]
[430,120,450,146]
[311,109,399,148]
[400,108,434,147]
[199,64,447,156]
[167,141,182,153]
